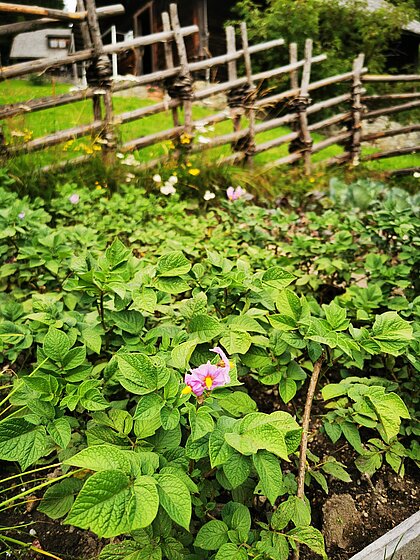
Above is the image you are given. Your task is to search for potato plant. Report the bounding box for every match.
[0,175,418,559]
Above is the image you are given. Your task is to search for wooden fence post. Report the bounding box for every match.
[162,11,180,128]
[289,38,313,174]
[226,26,243,138]
[84,0,116,164]
[289,42,298,89]
[240,22,256,164]
[169,3,194,140]
[348,53,365,165]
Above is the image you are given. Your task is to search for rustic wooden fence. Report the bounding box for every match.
[0,0,419,175]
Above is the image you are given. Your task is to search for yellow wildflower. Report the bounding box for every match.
[188,168,200,176]
[180,133,192,145]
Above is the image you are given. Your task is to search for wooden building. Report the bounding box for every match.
[95,0,236,75]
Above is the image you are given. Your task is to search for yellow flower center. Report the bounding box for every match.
[205,376,213,390]
[181,385,192,395]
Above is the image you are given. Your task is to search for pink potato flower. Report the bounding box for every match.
[69,193,80,204]
[226,186,252,201]
[182,347,231,397]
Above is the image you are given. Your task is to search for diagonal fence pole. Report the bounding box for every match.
[84,0,116,164]
[240,22,256,164]
[169,2,194,142]
[349,53,365,166]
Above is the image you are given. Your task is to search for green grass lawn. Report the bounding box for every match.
[1,79,419,172]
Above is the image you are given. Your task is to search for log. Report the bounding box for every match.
[77,0,92,49]
[240,21,256,162]
[0,25,198,80]
[121,126,184,152]
[308,92,352,114]
[192,56,325,101]
[386,166,420,177]
[254,130,299,154]
[0,5,125,36]
[265,151,302,168]
[226,25,243,140]
[0,69,183,119]
[41,154,91,172]
[349,53,365,165]
[296,38,313,174]
[190,128,249,153]
[254,112,351,156]
[311,130,352,153]
[254,71,364,109]
[0,2,86,20]
[219,151,246,165]
[320,152,351,167]
[361,92,420,102]
[170,3,193,136]
[362,145,420,161]
[309,111,352,130]
[363,74,420,82]
[289,43,299,89]
[85,0,115,163]
[361,124,420,143]
[364,100,420,119]
[7,120,104,155]
[162,11,180,128]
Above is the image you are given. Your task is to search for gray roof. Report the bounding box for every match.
[366,0,420,35]
[10,28,72,60]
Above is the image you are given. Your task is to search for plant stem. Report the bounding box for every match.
[0,358,48,411]
[0,469,82,510]
[0,462,62,485]
[0,535,63,560]
[293,354,324,560]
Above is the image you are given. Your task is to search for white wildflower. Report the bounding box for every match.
[168,175,178,185]
[116,153,124,159]
[413,171,420,178]
[29,529,37,537]
[153,174,162,183]
[204,190,215,201]
[160,183,176,196]
[198,135,211,144]
[195,123,208,133]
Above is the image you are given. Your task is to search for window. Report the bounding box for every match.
[48,37,70,49]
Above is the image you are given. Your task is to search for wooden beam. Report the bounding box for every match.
[0,25,198,80]
[0,2,86,20]
[362,145,420,161]
[363,73,420,82]
[0,5,125,36]
[361,124,420,143]
[364,99,420,119]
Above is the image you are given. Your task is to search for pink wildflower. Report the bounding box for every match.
[226,186,250,201]
[69,194,80,204]
[18,211,25,220]
[182,347,231,397]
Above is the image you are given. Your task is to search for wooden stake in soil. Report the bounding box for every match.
[240,22,256,164]
[293,354,325,560]
[348,53,365,166]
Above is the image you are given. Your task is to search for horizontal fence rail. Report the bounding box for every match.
[0,0,419,176]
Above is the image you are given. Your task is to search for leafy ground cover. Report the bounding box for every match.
[0,171,419,560]
[1,80,419,173]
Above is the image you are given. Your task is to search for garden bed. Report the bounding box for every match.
[0,171,419,560]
